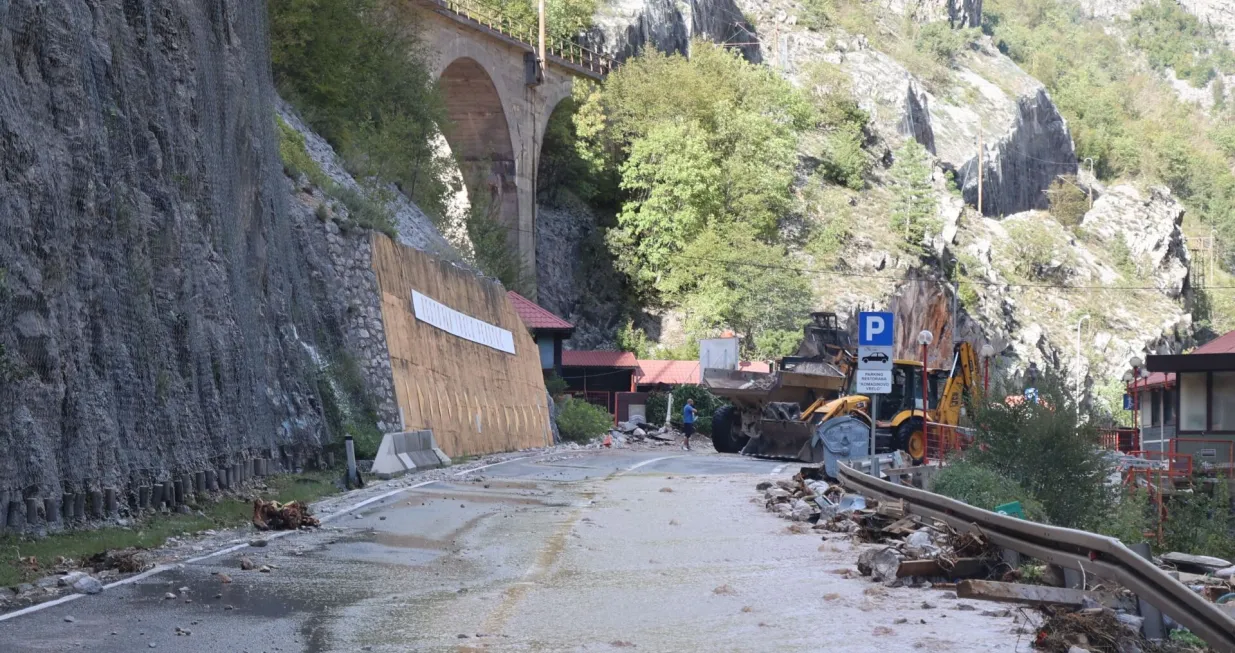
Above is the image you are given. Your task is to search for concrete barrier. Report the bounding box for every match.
[370,430,452,479]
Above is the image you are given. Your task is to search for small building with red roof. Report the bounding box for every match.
[1139,328,1235,462]
[507,291,574,376]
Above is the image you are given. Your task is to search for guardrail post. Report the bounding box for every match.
[1130,542,1166,639]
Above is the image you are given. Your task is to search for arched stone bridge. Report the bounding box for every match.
[416,0,614,290]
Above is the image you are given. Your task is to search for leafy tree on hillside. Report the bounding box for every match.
[1129,0,1235,87]
[269,0,451,218]
[888,139,938,253]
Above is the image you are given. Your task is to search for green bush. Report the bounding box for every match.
[914,23,978,67]
[1095,487,1151,546]
[932,460,1049,521]
[964,372,1115,529]
[643,386,723,434]
[544,373,568,397]
[556,398,614,443]
[1046,176,1089,227]
[1162,477,1235,559]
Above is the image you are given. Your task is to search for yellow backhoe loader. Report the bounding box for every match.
[709,338,979,464]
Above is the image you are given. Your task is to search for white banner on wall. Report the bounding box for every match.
[412,290,516,355]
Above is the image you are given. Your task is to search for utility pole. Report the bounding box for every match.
[976,121,984,216]
[538,0,546,74]
[1083,157,1095,208]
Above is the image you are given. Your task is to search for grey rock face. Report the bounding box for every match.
[1080,185,1190,297]
[958,89,1078,217]
[884,0,983,27]
[584,0,761,62]
[0,2,409,500]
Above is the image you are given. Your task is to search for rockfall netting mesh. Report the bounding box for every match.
[0,1,351,527]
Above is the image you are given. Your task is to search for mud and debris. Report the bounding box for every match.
[251,499,321,531]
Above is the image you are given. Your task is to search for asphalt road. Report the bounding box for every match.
[1,450,1026,652]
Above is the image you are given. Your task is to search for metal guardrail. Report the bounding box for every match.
[837,462,1235,652]
[419,0,617,77]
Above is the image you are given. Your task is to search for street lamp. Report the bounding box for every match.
[1075,315,1090,403]
[919,330,933,456]
[1129,355,1143,437]
[980,343,995,394]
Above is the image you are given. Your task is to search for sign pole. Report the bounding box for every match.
[869,395,877,457]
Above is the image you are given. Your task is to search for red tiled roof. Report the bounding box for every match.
[507,291,573,331]
[1194,329,1235,354]
[637,360,701,385]
[562,350,638,368]
[1130,329,1235,391]
[739,361,772,374]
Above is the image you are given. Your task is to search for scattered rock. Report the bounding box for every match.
[894,617,908,624]
[872,626,895,636]
[659,487,673,493]
[164,592,177,600]
[218,574,232,584]
[64,616,76,623]
[59,571,89,587]
[258,565,272,573]
[379,516,387,521]
[610,641,636,648]
[921,601,936,609]
[712,584,737,595]
[822,593,841,601]
[35,576,60,589]
[239,557,255,571]
[741,606,753,613]
[73,576,104,595]
[755,481,773,491]
[249,539,268,548]
[224,604,234,611]
[857,548,902,582]
[955,603,976,611]
[177,586,189,594]
[457,634,470,639]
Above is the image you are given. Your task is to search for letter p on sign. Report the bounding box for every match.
[858,311,894,347]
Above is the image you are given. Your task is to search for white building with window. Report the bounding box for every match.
[1139,329,1235,470]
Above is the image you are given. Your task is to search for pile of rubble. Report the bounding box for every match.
[251,499,320,531]
[755,471,1215,652]
[0,549,152,607]
[606,416,683,448]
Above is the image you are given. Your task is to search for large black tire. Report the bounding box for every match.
[711,405,741,453]
[894,417,927,465]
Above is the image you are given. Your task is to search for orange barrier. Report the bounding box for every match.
[923,421,971,465]
[1125,450,1193,478]
[1099,428,1139,453]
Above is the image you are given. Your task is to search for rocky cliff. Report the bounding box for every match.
[584,0,762,61]
[0,2,417,515]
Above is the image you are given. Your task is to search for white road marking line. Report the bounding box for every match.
[0,594,82,622]
[771,465,786,475]
[0,454,545,622]
[618,455,684,475]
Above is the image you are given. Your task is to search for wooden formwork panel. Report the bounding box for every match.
[370,234,551,457]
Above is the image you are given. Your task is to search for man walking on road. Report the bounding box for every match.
[682,399,696,451]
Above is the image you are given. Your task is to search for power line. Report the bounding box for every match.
[674,254,1233,292]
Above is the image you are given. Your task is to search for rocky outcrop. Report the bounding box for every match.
[1078,0,1235,46]
[0,1,452,513]
[1080,185,1190,297]
[535,194,625,348]
[584,0,761,62]
[884,0,984,27]
[957,89,1078,216]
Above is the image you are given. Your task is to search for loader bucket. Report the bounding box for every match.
[740,419,818,462]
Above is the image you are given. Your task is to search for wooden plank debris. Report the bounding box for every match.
[896,557,986,578]
[956,580,1125,609]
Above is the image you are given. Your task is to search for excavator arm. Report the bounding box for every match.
[936,341,978,426]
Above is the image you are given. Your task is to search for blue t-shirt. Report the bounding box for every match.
[683,404,696,424]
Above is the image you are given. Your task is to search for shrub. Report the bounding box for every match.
[914,23,978,67]
[1046,176,1089,227]
[544,374,568,398]
[1004,219,1074,283]
[964,372,1115,529]
[932,460,1049,521]
[556,398,614,443]
[1096,487,1151,546]
[1162,477,1235,558]
[644,387,723,434]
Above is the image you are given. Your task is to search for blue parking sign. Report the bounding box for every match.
[858,312,894,347]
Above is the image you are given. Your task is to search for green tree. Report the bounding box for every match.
[888,140,938,253]
[963,372,1115,529]
[269,0,452,219]
[1046,175,1089,227]
[465,189,528,293]
[556,398,614,442]
[659,224,812,356]
[915,22,979,67]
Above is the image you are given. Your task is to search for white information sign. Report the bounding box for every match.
[412,290,516,355]
[856,369,892,394]
[857,346,893,371]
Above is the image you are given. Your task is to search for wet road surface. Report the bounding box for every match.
[1,450,1025,651]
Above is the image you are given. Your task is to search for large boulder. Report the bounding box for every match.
[583,0,761,62]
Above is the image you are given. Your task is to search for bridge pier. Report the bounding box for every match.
[419,0,607,296]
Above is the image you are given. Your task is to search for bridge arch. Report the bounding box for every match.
[439,56,519,246]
